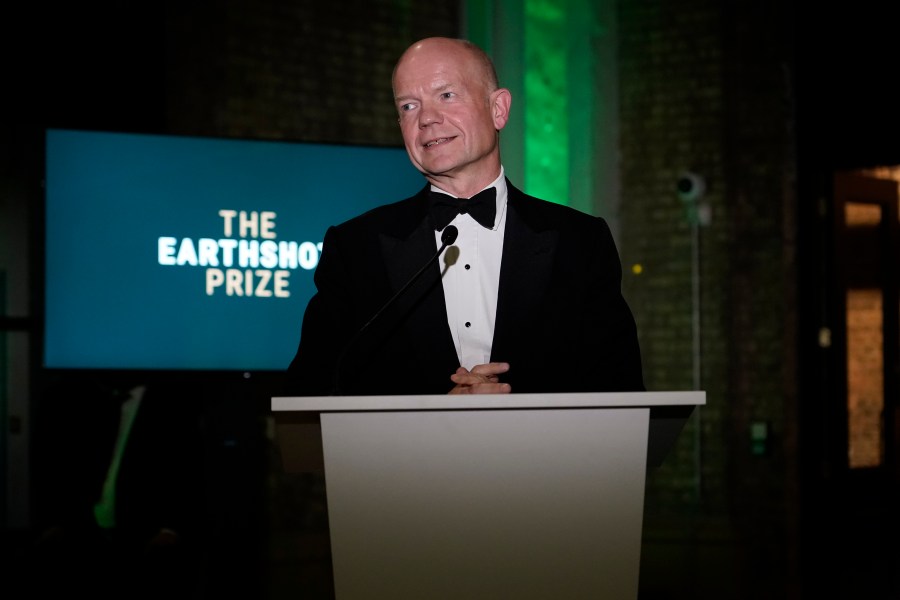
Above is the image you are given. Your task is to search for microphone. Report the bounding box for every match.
[332,225,459,395]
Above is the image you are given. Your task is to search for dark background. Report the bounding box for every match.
[4,1,900,598]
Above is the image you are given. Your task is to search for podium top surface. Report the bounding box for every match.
[271,391,705,413]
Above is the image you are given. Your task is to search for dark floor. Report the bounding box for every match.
[6,524,898,599]
[6,465,899,599]
[6,490,899,600]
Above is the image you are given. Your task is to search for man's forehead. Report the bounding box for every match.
[394,66,462,94]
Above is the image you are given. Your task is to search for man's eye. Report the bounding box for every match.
[441,92,455,99]
[399,103,415,112]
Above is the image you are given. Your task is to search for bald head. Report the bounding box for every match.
[392,37,499,96]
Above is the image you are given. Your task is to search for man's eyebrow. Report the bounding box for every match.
[395,81,455,104]
[430,81,453,93]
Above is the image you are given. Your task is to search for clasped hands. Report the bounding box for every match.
[448,362,511,394]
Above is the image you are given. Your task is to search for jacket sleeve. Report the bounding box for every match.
[284,225,358,396]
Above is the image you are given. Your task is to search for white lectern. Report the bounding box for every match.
[272,391,704,600]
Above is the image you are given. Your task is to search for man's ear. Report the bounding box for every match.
[491,88,512,131]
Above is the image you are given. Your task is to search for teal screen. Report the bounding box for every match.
[44,129,424,372]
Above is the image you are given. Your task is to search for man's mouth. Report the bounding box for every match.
[424,137,453,148]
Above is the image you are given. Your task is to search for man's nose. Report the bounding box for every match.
[418,103,442,127]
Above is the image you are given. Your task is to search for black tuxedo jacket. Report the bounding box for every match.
[286,180,644,396]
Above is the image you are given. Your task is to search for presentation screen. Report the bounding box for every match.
[43,128,425,372]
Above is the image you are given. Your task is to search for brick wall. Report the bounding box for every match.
[164,0,460,144]
[617,0,798,594]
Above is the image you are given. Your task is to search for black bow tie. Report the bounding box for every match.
[428,187,497,231]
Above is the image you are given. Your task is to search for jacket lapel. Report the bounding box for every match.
[379,216,460,372]
[490,186,558,362]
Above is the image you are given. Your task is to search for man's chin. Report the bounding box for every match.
[416,159,460,179]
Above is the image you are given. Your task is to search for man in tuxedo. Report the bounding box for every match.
[286,37,643,396]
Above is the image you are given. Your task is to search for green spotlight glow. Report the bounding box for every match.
[525,0,568,205]
[467,0,610,215]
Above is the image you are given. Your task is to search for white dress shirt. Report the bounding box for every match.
[431,169,508,370]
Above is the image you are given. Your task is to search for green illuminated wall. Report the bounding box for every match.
[524,1,568,204]
[465,0,619,221]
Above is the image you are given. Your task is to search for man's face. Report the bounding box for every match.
[393,41,508,189]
